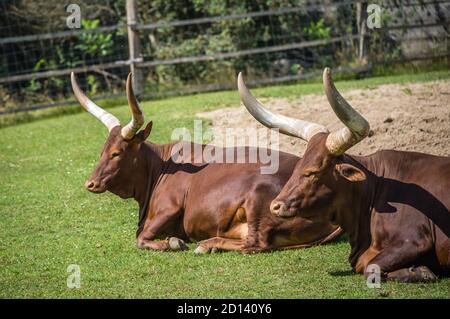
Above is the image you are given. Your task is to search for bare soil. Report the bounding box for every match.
[197,80,450,157]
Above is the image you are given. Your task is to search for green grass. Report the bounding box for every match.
[1,70,449,298]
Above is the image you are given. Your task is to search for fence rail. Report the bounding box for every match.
[0,64,372,115]
[1,0,449,115]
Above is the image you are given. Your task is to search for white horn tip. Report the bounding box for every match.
[126,72,133,88]
[323,67,332,80]
[237,72,248,93]
[237,72,243,85]
[70,72,76,85]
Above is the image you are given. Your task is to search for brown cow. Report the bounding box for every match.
[238,68,450,281]
[71,72,341,254]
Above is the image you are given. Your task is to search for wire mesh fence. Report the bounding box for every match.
[0,0,449,115]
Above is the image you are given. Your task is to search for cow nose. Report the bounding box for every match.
[270,200,287,216]
[85,180,96,190]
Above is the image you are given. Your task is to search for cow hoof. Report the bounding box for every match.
[168,237,188,251]
[194,245,210,254]
[211,247,219,253]
[388,266,438,282]
[415,266,438,282]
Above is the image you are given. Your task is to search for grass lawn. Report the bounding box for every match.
[1,70,449,298]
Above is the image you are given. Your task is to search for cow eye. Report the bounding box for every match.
[304,171,318,177]
[111,151,121,158]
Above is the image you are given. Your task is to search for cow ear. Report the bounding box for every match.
[134,121,153,144]
[335,163,366,182]
[142,121,153,141]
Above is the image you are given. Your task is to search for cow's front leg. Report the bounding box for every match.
[194,237,243,254]
[137,209,188,252]
[385,266,438,282]
[137,236,188,251]
[364,242,437,283]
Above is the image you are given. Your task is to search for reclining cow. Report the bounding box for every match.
[238,68,450,281]
[71,72,341,254]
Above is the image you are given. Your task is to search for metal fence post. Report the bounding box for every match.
[126,0,144,96]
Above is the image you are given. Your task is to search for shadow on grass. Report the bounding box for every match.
[327,233,354,277]
[329,269,355,277]
[328,232,349,245]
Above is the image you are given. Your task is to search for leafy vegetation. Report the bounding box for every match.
[75,20,114,57]
[4,0,432,112]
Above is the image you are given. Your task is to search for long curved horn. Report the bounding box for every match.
[121,73,144,140]
[71,72,120,131]
[237,72,328,141]
[323,68,370,155]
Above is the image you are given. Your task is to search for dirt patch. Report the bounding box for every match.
[197,80,450,157]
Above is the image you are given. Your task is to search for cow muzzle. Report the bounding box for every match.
[85,179,107,193]
[270,200,296,218]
